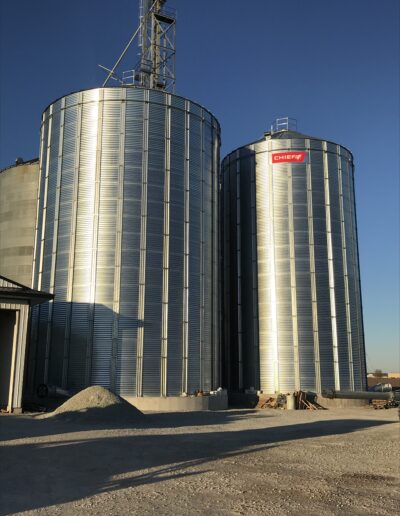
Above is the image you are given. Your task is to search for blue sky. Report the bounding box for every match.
[0,0,398,371]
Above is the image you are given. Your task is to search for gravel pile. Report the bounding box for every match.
[40,386,144,425]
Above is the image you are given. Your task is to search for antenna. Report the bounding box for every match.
[100,0,176,92]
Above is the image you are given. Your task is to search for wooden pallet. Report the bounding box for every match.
[296,390,323,410]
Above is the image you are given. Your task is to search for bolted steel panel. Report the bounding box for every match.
[222,131,367,393]
[30,87,220,397]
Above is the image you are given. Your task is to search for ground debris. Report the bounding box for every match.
[256,394,286,409]
[256,391,323,410]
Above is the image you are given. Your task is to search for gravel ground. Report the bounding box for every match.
[0,407,399,515]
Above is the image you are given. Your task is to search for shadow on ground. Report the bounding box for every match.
[0,415,392,514]
[0,409,260,441]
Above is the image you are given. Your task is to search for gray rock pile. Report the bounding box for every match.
[40,385,144,425]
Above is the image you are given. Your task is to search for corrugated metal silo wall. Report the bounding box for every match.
[28,87,220,397]
[0,162,39,287]
[221,135,367,393]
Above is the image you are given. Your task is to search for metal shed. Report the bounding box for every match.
[0,276,52,412]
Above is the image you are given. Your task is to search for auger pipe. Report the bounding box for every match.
[322,390,394,401]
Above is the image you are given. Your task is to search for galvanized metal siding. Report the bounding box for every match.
[0,286,30,411]
[0,162,39,287]
[222,135,366,393]
[31,87,220,396]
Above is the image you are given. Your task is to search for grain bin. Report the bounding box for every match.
[221,127,367,394]
[0,159,39,286]
[29,87,221,405]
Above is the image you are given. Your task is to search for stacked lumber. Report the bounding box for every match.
[256,394,286,409]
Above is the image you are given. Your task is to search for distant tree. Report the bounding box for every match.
[373,369,384,378]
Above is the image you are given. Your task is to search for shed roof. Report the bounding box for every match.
[0,275,53,305]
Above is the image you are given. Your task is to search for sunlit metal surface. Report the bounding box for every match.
[29,87,220,397]
[0,160,39,287]
[221,131,366,393]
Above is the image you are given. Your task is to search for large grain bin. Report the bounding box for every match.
[29,87,221,406]
[221,129,366,394]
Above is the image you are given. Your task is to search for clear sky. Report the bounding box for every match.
[0,0,398,371]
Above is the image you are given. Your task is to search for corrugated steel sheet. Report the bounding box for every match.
[30,87,220,397]
[222,131,367,393]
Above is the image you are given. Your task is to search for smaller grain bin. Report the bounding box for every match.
[221,128,367,394]
[0,159,39,286]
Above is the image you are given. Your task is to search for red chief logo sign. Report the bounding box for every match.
[271,151,307,164]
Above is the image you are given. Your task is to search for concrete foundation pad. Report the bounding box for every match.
[228,392,259,408]
[317,396,369,408]
[123,394,228,412]
[228,392,371,410]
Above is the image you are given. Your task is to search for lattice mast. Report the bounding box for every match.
[101,0,176,92]
[138,0,176,91]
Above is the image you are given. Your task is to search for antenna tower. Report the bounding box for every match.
[101,0,176,92]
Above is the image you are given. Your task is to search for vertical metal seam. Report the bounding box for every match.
[7,308,20,412]
[31,115,46,289]
[269,150,279,393]
[217,129,223,389]
[44,99,65,383]
[85,90,103,386]
[223,157,231,390]
[212,123,219,390]
[323,143,340,390]
[182,101,190,393]
[136,91,149,397]
[110,92,126,392]
[199,111,205,390]
[20,306,29,405]
[236,150,243,390]
[28,113,46,392]
[348,160,365,389]
[307,142,321,392]
[338,150,354,390]
[37,106,53,292]
[353,167,367,389]
[288,164,300,391]
[35,106,53,385]
[250,147,259,389]
[13,305,29,409]
[62,94,83,388]
[161,96,171,396]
